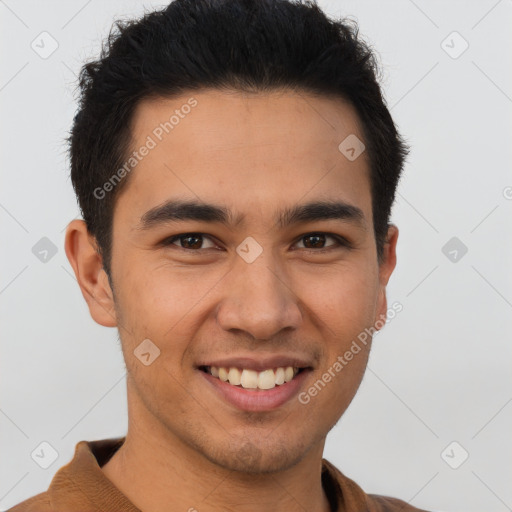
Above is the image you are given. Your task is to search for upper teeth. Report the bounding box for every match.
[207,366,299,390]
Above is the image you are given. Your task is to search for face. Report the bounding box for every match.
[68,89,397,474]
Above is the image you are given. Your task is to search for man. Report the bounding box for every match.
[9,0,431,510]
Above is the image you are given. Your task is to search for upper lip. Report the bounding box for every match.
[197,355,313,372]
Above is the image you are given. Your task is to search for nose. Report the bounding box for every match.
[215,251,302,341]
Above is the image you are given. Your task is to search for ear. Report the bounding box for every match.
[374,224,398,330]
[64,219,118,328]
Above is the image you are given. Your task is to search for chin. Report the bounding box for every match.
[201,435,310,475]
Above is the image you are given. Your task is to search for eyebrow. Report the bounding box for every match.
[136,198,366,232]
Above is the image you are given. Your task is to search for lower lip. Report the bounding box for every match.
[199,369,311,412]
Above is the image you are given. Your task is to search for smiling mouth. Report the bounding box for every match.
[199,365,307,391]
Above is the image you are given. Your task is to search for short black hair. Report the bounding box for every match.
[68,0,409,281]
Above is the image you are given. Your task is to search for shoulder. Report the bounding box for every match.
[5,492,53,512]
[322,458,431,512]
[367,493,431,511]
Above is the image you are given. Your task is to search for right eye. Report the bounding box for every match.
[162,233,219,251]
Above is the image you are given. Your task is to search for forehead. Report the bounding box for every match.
[115,89,372,228]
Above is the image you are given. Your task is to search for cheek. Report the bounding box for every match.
[115,263,223,347]
[297,265,377,401]
[300,263,379,334]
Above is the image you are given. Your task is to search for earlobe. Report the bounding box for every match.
[64,219,118,328]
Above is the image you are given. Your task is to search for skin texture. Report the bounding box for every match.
[65,89,398,512]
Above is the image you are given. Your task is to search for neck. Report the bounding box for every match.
[102,422,333,512]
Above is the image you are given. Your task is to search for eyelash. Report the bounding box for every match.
[162,232,351,253]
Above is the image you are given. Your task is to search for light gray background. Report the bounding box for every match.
[1,1,511,511]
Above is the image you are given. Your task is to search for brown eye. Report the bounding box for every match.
[165,233,217,250]
[302,234,327,249]
[295,233,345,250]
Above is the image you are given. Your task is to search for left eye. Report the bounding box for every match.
[294,233,344,250]
[163,232,347,251]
